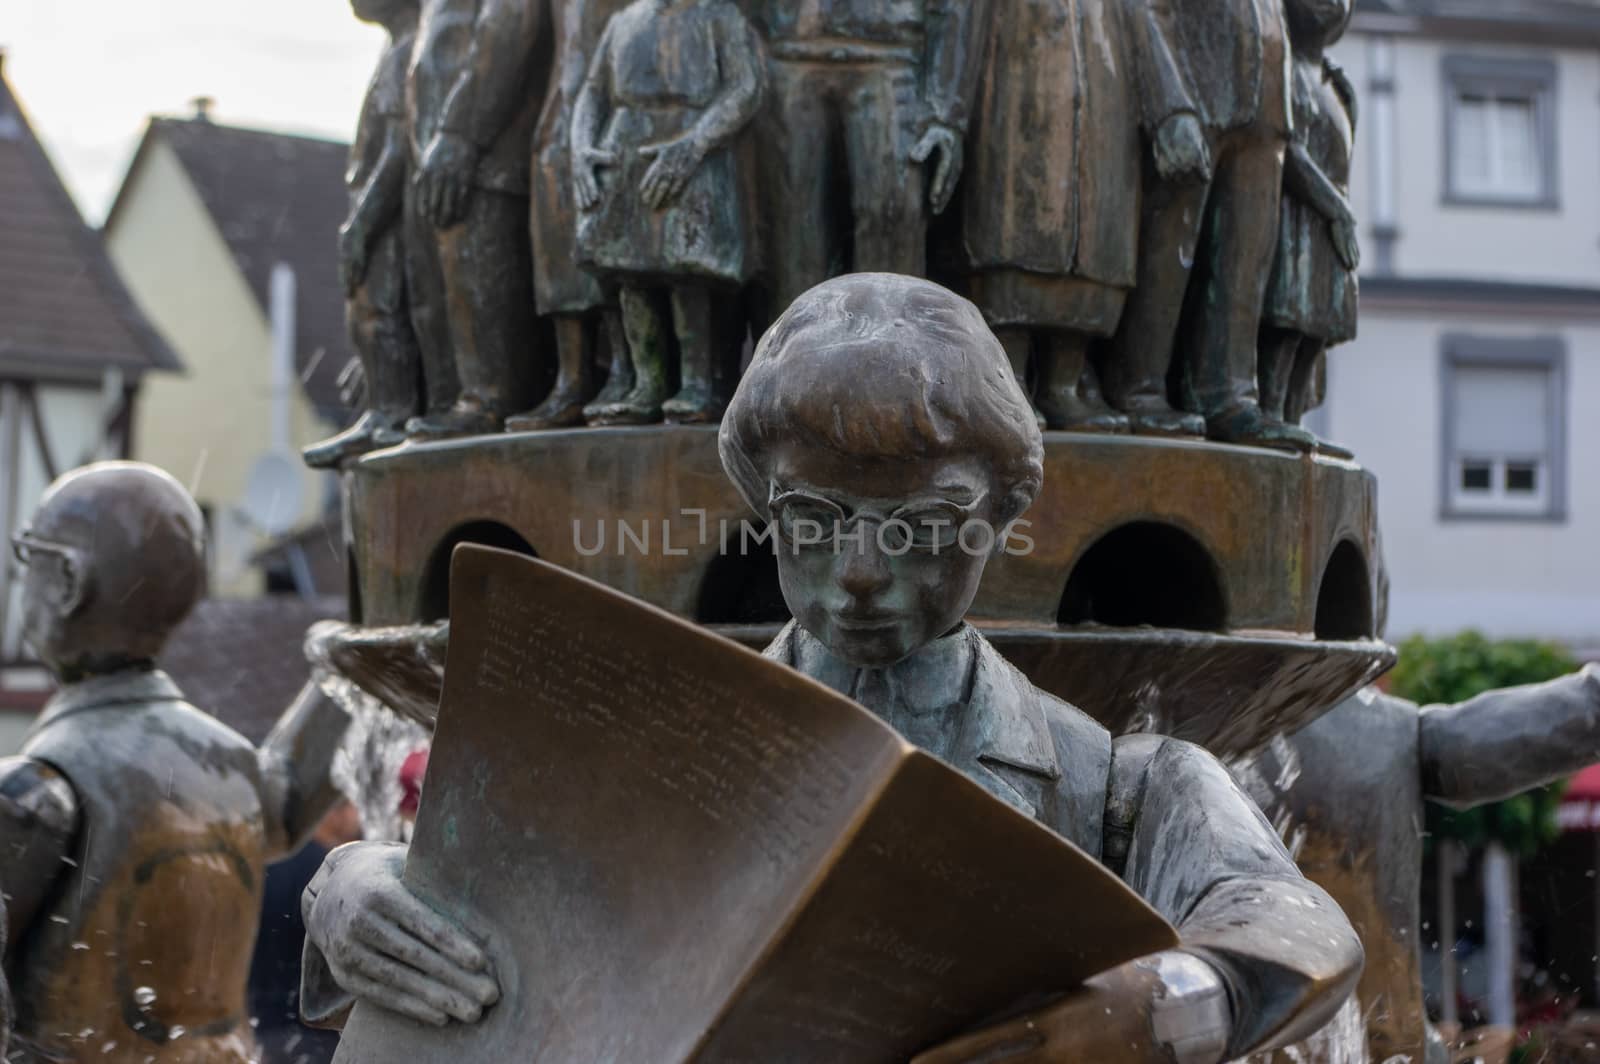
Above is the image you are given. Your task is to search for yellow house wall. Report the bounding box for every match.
[104,136,336,596]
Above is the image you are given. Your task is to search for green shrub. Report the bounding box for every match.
[1389,632,1578,857]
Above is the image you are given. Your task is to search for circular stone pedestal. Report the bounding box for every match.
[341,427,1393,755]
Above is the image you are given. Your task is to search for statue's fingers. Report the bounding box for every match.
[349,940,491,1023]
[339,961,453,1027]
[372,888,491,973]
[909,130,936,164]
[352,912,497,1006]
[932,157,955,213]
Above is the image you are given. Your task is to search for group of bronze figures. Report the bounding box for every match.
[306,0,1361,467]
[5,282,1600,1064]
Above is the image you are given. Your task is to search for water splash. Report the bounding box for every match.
[317,666,427,843]
[1239,997,1371,1064]
[306,621,444,842]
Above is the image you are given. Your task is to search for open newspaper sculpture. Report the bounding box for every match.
[333,545,1179,1063]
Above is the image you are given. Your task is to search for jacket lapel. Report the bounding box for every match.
[954,635,1061,819]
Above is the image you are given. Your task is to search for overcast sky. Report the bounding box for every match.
[5,0,387,222]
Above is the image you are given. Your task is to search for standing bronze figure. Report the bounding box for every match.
[961,0,1186,433]
[509,0,633,432]
[1105,0,1312,448]
[298,276,1362,1062]
[0,463,350,1064]
[305,0,424,468]
[403,0,548,439]
[1259,0,1359,445]
[752,0,990,312]
[572,0,767,426]
[1239,668,1600,1064]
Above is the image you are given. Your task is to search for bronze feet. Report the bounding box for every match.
[506,386,589,432]
[303,412,408,468]
[406,399,501,440]
[1206,404,1317,452]
[662,384,726,425]
[1120,401,1206,438]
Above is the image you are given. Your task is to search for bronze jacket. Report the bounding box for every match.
[767,622,1362,1060]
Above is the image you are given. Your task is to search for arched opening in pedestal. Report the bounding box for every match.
[1057,522,1228,631]
[419,521,538,621]
[1315,540,1373,640]
[697,547,789,625]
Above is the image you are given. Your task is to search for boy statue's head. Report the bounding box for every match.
[13,462,206,679]
[720,274,1043,669]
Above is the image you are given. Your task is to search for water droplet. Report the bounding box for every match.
[168,1025,187,1040]
[70,942,90,951]
[133,986,157,1007]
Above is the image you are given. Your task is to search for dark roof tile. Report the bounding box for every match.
[0,72,180,382]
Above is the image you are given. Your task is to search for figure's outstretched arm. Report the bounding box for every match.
[258,681,353,856]
[0,757,79,949]
[1420,664,1600,810]
[1110,736,1363,1060]
[916,738,1362,1064]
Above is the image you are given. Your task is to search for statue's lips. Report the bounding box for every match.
[833,613,900,632]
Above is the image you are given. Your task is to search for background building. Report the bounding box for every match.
[1330,0,1600,654]
[102,102,353,598]
[0,61,180,737]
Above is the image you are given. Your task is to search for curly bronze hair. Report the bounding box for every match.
[719,274,1044,524]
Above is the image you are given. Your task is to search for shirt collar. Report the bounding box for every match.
[34,668,186,730]
[791,624,977,716]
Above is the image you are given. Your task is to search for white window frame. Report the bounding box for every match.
[1438,335,1567,523]
[1441,54,1559,209]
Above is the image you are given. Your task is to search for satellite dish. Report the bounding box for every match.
[241,451,305,537]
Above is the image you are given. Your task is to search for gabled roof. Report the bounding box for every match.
[0,68,180,384]
[107,115,355,423]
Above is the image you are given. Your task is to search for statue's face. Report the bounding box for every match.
[766,444,999,669]
[12,528,82,674]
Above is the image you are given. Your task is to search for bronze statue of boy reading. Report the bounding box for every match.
[301,274,1362,1062]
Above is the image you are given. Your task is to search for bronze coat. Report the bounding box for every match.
[11,673,269,1064]
[963,0,1141,300]
[530,0,629,315]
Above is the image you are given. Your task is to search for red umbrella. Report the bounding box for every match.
[1557,765,1600,831]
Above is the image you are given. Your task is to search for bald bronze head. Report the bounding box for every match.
[720,274,1043,667]
[14,462,206,680]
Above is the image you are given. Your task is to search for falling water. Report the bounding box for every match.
[317,667,428,842]
[305,621,445,843]
[1237,998,1373,1064]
